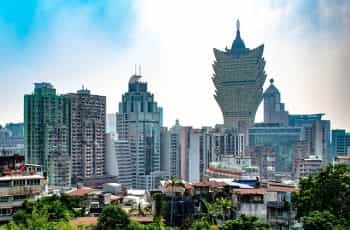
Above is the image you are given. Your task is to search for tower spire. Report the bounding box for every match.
[236,19,240,31]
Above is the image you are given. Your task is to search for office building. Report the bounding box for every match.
[212,20,266,135]
[289,114,331,163]
[24,83,71,188]
[106,113,117,135]
[116,74,163,190]
[0,124,24,155]
[249,123,303,172]
[65,88,106,182]
[105,133,133,188]
[263,79,288,126]
[332,129,350,156]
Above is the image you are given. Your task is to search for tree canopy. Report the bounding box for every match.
[292,164,350,227]
[96,204,131,230]
[218,214,271,230]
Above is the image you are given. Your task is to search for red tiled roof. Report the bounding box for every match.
[70,217,97,225]
[130,216,154,223]
[233,188,266,195]
[163,182,193,191]
[192,180,227,188]
[66,188,96,197]
[266,182,296,193]
[207,167,242,176]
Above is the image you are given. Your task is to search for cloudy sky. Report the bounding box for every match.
[0,0,349,130]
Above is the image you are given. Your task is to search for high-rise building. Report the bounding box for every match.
[0,123,24,155]
[24,83,71,188]
[289,114,331,163]
[212,20,266,135]
[263,79,288,126]
[116,74,163,190]
[249,145,275,180]
[332,129,350,156]
[249,123,304,172]
[105,133,133,188]
[65,88,106,182]
[106,113,117,135]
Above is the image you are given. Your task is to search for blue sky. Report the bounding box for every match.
[0,0,349,130]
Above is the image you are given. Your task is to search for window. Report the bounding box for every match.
[13,180,25,186]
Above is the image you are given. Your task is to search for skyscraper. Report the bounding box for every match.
[65,88,106,182]
[24,83,71,187]
[116,74,163,190]
[212,20,266,134]
[263,79,289,126]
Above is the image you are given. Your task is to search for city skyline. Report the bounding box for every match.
[0,0,349,130]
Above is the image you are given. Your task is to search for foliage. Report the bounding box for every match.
[190,218,211,230]
[152,193,166,218]
[0,194,84,229]
[302,211,344,230]
[292,164,350,227]
[218,214,271,230]
[96,204,131,230]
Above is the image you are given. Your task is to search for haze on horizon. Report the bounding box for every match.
[0,0,349,130]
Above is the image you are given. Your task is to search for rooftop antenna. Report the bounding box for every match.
[134,64,137,75]
[236,19,240,31]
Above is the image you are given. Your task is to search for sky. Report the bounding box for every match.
[0,0,349,130]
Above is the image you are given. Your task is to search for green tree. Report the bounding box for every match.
[190,218,211,230]
[96,204,131,230]
[292,164,350,226]
[152,193,166,219]
[219,214,271,230]
[302,211,343,230]
[215,198,232,221]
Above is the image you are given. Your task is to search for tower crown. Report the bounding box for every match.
[230,19,247,55]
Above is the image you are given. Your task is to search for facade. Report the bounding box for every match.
[332,129,350,156]
[289,114,331,163]
[116,75,163,190]
[65,88,106,182]
[106,113,117,135]
[249,123,303,172]
[294,155,322,179]
[249,145,275,180]
[105,133,133,188]
[0,161,46,222]
[0,126,24,156]
[212,20,266,136]
[24,83,71,188]
[263,79,289,126]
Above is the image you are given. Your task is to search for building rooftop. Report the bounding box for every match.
[70,217,97,226]
[0,174,44,181]
[233,188,267,195]
[66,188,96,197]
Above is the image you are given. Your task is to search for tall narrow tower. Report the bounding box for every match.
[212,20,266,135]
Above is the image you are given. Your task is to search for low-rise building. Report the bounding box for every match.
[0,162,46,222]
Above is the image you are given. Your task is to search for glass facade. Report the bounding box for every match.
[249,126,303,172]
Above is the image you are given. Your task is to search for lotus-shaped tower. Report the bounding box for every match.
[213,20,266,135]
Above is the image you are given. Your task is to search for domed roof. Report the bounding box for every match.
[265,78,280,95]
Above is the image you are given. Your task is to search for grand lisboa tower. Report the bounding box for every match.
[212,20,267,135]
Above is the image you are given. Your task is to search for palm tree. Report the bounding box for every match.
[202,200,219,225]
[216,198,232,222]
[165,176,185,225]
